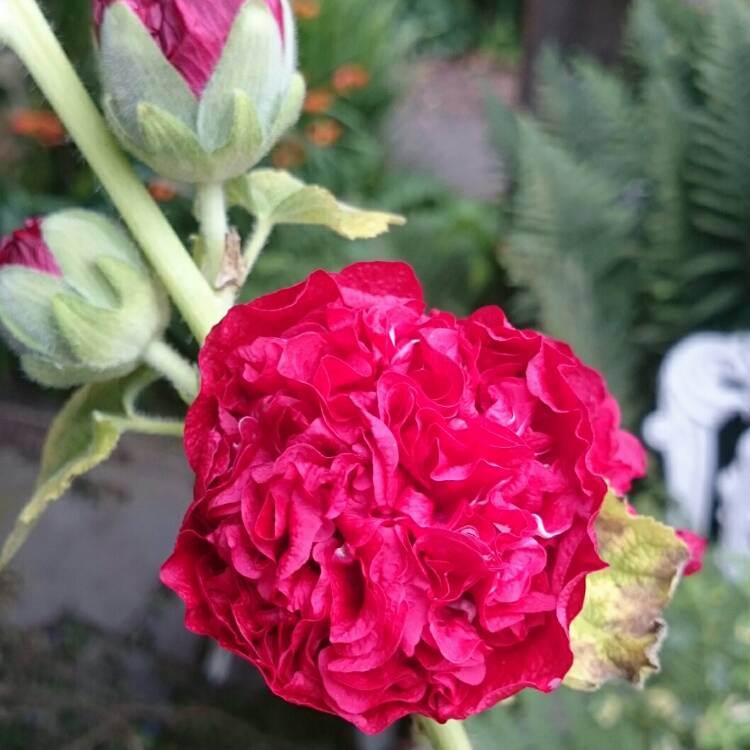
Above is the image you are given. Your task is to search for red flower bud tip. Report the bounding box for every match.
[266,0,285,34]
[93,0,287,97]
[0,219,61,277]
[676,529,707,576]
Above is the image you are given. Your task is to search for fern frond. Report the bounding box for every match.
[506,120,639,409]
[642,75,689,254]
[625,0,704,80]
[494,0,750,425]
[690,0,750,252]
[638,73,693,352]
[485,93,521,188]
[536,49,646,185]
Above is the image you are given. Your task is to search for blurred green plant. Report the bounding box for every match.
[3,552,747,749]
[401,0,523,59]
[270,0,409,198]
[237,0,504,312]
[488,0,750,425]
[0,0,506,392]
[0,611,353,749]
[467,552,750,750]
[240,174,502,315]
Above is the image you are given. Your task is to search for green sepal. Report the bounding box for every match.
[20,354,129,389]
[565,493,691,691]
[0,370,183,570]
[197,0,287,150]
[51,256,169,372]
[266,72,306,148]
[41,209,145,306]
[0,267,70,358]
[227,169,407,239]
[132,92,267,183]
[102,93,146,161]
[136,102,208,183]
[203,89,266,178]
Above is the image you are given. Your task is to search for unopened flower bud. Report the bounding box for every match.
[93,0,305,183]
[0,211,169,387]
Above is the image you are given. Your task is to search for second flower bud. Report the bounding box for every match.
[0,211,169,387]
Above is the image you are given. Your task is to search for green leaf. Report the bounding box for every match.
[0,371,182,570]
[227,169,406,239]
[565,493,691,691]
[537,50,645,184]
[485,91,521,186]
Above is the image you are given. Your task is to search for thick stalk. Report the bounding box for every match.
[143,340,199,404]
[416,718,474,750]
[1,0,228,342]
[196,183,229,288]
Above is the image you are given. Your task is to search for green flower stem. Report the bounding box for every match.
[242,217,274,282]
[143,340,199,404]
[196,183,229,289]
[104,414,185,438]
[1,0,228,343]
[416,718,474,750]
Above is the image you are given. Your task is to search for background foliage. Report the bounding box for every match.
[1,0,749,748]
[0,0,507,317]
[469,555,750,750]
[0,0,508,388]
[242,0,505,313]
[3,554,747,749]
[489,0,750,425]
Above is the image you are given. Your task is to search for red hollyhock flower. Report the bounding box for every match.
[162,262,645,733]
[93,0,286,97]
[0,218,61,276]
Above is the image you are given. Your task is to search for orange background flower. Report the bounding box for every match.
[332,64,370,95]
[292,0,320,20]
[271,139,307,169]
[9,109,66,147]
[303,88,335,114]
[306,119,343,148]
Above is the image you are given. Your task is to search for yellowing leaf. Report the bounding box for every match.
[0,371,183,570]
[226,168,406,239]
[565,493,690,691]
